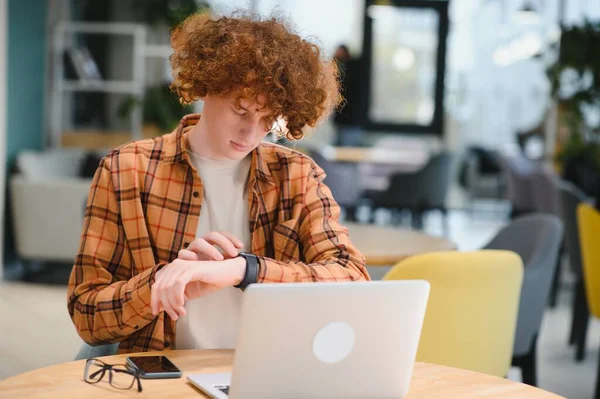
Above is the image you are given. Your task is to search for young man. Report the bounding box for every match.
[67,12,369,354]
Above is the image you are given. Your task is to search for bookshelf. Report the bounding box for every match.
[50,21,176,149]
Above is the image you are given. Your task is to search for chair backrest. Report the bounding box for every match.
[558,181,588,276]
[499,155,535,211]
[483,214,562,267]
[383,250,523,377]
[308,149,362,207]
[307,149,331,172]
[384,170,422,208]
[577,203,600,319]
[530,166,561,216]
[418,152,453,207]
[382,152,453,210]
[483,214,563,356]
[16,149,86,180]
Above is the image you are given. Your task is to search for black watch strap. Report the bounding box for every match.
[234,252,259,290]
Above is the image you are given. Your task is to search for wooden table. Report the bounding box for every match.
[346,223,456,266]
[321,146,429,168]
[0,350,563,398]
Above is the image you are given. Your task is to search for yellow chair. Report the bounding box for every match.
[577,203,600,398]
[383,250,523,377]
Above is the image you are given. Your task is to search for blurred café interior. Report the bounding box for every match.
[2,0,600,397]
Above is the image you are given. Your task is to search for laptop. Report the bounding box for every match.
[187,280,429,399]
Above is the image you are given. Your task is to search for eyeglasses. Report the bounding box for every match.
[83,358,143,392]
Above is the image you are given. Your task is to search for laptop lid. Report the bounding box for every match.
[226,280,430,399]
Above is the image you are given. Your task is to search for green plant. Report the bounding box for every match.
[555,123,599,162]
[132,0,210,28]
[546,21,600,168]
[118,1,209,132]
[118,84,193,132]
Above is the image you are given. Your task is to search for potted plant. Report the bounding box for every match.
[547,20,600,199]
[118,0,209,135]
[118,83,193,135]
[133,0,210,28]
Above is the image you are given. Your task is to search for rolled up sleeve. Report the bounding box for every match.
[257,165,369,283]
[67,156,163,344]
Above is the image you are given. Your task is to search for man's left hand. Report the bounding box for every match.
[151,257,246,320]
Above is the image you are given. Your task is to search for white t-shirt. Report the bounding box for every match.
[175,151,252,349]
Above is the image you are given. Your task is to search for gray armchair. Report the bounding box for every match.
[499,155,536,218]
[531,166,561,216]
[309,149,363,221]
[462,147,505,206]
[357,136,429,196]
[558,181,593,361]
[483,214,564,386]
[530,166,564,308]
[367,153,453,233]
[420,153,453,209]
[75,342,119,360]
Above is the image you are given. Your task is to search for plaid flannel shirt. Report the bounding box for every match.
[67,114,369,353]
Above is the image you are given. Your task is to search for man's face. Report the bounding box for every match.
[199,92,275,161]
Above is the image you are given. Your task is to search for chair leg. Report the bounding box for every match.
[521,352,537,387]
[389,208,402,226]
[512,335,538,387]
[570,277,583,345]
[416,211,425,230]
[548,247,564,309]
[571,277,590,361]
[21,259,34,282]
[576,316,590,362]
[595,334,600,399]
[549,246,565,308]
[345,205,357,222]
[439,207,449,237]
[369,207,378,224]
[575,291,590,362]
[411,210,423,230]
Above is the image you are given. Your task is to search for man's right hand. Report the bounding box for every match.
[181,231,244,261]
[152,231,244,318]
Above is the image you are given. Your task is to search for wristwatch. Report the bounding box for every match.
[234,252,259,290]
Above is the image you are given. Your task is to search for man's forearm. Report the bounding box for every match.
[68,263,163,345]
[256,252,369,283]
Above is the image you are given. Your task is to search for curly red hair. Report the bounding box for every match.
[169,11,342,140]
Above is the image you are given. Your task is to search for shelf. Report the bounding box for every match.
[50,21,169,149]
[57,22,145,36]
[144,45,173,58]
[60,80,142,94]
[61,126,162,150]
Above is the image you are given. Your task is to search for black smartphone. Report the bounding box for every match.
[126,356,183,379]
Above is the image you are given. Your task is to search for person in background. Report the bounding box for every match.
[333,44,364,147]
[67,11,370,354]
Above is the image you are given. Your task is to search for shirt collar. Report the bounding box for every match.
[169,114,275,185]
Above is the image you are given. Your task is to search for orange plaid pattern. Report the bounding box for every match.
[68,114,369,353]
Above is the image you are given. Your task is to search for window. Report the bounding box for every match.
[363,0,449,135]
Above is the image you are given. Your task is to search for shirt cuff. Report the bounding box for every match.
[122,263,166,328]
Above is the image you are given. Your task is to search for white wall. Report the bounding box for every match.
[208,0,364,57]
[208,0,363,148]
[446,0,600,154]
[0,0,7,279]
[211,0,600,153]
